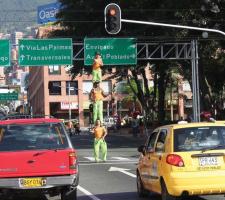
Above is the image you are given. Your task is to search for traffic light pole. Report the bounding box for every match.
[120,18,225,122]
[121,19,225,36]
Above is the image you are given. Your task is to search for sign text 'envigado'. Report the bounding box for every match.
[84,38,137,66]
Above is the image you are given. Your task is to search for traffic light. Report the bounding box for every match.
[104,3,121,34]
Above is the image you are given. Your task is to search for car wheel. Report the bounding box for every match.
[137,172,148,197]
[161,180,177,200]
[61,188,77,200]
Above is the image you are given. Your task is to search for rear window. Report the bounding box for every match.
[0,123,69,152]
[174,126,225,152]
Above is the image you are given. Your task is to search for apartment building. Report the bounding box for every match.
[29,63,115,126]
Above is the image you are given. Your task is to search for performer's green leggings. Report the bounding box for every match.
[93,100,103,124]
[94,138,107,162]
[92,69,102,82]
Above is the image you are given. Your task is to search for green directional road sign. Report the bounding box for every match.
[19,38,73,66]
[0,40,10,66]
[0,93,18,101]
[84,38,137,66]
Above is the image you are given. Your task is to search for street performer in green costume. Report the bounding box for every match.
[90,81,108,125]
[92,52,103,83]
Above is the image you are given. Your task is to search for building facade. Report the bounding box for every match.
[28,64,114,126]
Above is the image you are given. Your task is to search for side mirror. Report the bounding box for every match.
[138,145,146,154]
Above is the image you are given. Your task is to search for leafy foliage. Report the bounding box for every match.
[52,0,225,122]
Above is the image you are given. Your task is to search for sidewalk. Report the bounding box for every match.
[108,127,149,139]
[79,126,153,139]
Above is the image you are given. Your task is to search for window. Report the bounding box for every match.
[146,131,158,151]
[174,126,225,152]
[115,81,129,94]
[66,81,78,95]
[49,81,61,95]
[82,80,111,94]
[0,123,69,151]
[83,81,93,94]
[48,65,61,75]
[155,129,167,152]
[101,81,111,94]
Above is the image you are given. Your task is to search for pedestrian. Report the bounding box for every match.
[200,111,212,122]
[131,114,139,137]
[92,119,107,162]
[139,118,144,137]
[90,81,108,124]
[75,123,81,135]
[92,52,103,83]
[67,120,74,137]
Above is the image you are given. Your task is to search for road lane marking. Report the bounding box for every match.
[79,159,138,165]
[109,166,136,178]
[78,185,101,200]
[111,156,130,160]
[83,156,138,162]
[84,157,95,161]
[79,161,137,166]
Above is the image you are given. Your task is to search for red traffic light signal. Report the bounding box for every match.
[104,3,121,34]
[109,8,116,16]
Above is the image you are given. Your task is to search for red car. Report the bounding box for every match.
[0,116,79,200]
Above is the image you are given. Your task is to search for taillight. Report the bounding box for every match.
[69,151,77,169]
[166,154,184,167]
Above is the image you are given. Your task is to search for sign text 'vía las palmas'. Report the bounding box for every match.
[18,39,73,66]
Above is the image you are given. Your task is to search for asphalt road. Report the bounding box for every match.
[73,132,225,200]
[6,130,225,200]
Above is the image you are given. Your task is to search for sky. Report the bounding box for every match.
[0,0,54,33]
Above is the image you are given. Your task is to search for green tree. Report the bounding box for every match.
[174,0,225,117]
[52,0,225,122]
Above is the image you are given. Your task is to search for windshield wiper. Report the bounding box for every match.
[201,145,224,153]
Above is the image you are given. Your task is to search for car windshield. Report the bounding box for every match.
[174,126,225,152]
[0,123,69,152]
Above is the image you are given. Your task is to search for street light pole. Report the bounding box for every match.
[68,81,71,122]
[121,19,225,36]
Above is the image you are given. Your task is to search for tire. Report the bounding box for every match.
[161,180,177,200]
[61,188,77,200]
[137,172,148,197]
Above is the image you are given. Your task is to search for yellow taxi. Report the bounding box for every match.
[137,121,225,200]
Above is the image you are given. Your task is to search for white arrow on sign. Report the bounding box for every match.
[20,44,25,51]
[20,55,25,60]
[108,167,136,178]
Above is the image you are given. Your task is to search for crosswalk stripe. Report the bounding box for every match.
[83,156,138,162]
[79,160,137,165]
[84,157,95,161]
[111,157,130,161]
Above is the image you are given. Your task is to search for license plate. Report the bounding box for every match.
[19,178,46,188]
[199,157,218,166]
